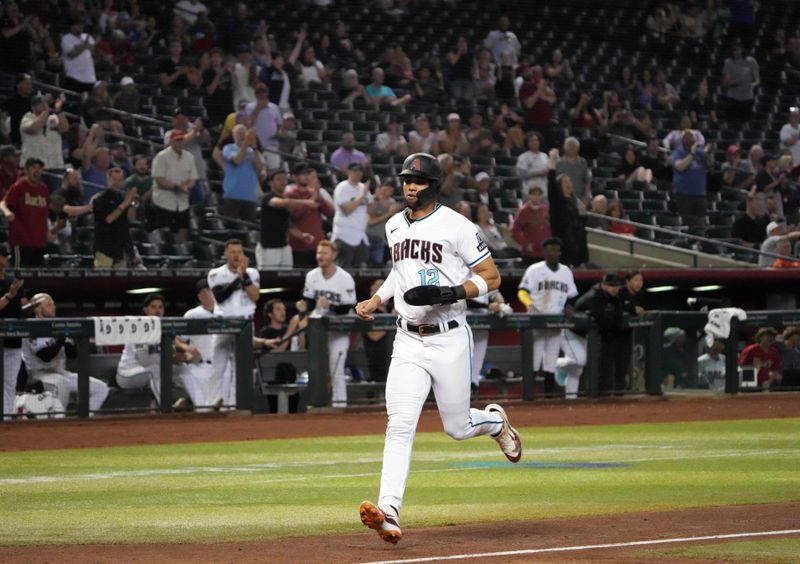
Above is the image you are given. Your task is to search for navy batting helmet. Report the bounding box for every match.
[398,153,442,184]
[398,153,442,207]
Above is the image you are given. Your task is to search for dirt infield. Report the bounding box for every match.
[2,393,799,563]
[3,393,800,452]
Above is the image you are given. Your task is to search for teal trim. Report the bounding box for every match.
[407,203,442,225]
[468,251,491,267]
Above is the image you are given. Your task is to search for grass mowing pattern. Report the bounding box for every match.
[1,418,798,545]
[645,538,800,563]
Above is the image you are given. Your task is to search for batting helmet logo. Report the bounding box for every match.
[412,158,421,171]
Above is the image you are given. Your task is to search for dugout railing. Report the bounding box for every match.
[3,310,798,418]
[0,316,252,418]
[306,310,800,407]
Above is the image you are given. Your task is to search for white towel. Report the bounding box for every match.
[704,308,747,347]
[92,316,162,346]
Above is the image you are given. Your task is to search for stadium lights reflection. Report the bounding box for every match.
[692,285,724,292]
[646,285,678,293]
[259,287,289,294]
[126,287,165,295]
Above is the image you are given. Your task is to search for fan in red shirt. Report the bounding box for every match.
[511,186,551,264]
[0,157,50,267]
[738,327,782,387]
[284,163,334,267]
[607,200,637,236]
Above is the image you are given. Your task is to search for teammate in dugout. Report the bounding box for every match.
[116,293,201,407]
[355,152,522,544]
[300,240,357,407]
[517,237,578,397]
[207,239,260,409]
[22,293,109,414]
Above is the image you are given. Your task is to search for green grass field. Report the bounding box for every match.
[1,418,799,547]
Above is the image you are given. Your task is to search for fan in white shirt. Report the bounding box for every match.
[332,163,372,267]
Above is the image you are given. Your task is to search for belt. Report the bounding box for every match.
[398,318,459,336]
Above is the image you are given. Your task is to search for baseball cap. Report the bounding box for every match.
[169,130,186,142]
[255,82,268,92]
[0,145,20,157]
[282,111,295,120]
[93,80,106,90]
[195,278,209,293]
[790,106,800,114]
[120,76,135,86]
[726,144,740,155]
[15,72,31,84]
[24,157,44,168]
[766,220,785,236]
[30,94,43,106]
[475,171,491,183]
[293,161,312,175]
[601,272,624,286]
[236,43,251,54]
[117,10,130,21]
[760,153,777,166]
[173,107,187,116]
[347,162,364,171]
[0,243,10,257]
[447,112,461,121]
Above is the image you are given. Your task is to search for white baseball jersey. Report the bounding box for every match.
[118,340,161,373]
[698,353,726,391]
[181,305,216,362]
[386,203,491,325]
[332,179,372,246]
[207,265,260,318]
[518,261,577,313]
[302,266,357,313]
[22,338,67,374]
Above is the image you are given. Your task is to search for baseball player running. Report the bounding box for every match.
[355,153,522,544]
[301,240,357,407]
[208,239,260,409]
[22,293,109,414]
[517,237,577,396]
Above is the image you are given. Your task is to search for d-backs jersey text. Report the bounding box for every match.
[303,266,357,311]
[385,203,491,325]
[518,261,577,313]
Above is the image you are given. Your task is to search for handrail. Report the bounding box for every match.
[586,211,794,263]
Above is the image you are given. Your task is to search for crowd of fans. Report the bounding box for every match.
[0,1,798,271]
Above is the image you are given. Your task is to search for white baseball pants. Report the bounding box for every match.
[212,335,236,408]
[329,333,350,407]
[560,329,587,399]
[378,324,504,513]
[3,348,21,419]
[471,329,489,386]
[35,370,109,413]
[533,328,561,373]
[177,361,216,411]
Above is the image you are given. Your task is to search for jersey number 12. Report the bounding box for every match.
[417,268,440,286]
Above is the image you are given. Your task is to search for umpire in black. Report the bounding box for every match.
[575,272,627,395]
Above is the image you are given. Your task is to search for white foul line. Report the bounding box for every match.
[363,529,800,564]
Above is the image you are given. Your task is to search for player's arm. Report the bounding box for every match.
[32,337,66,362]
[356,270,396,321]
[404,256,501,306]
[517,288,536,312]
[212,278,242,303]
